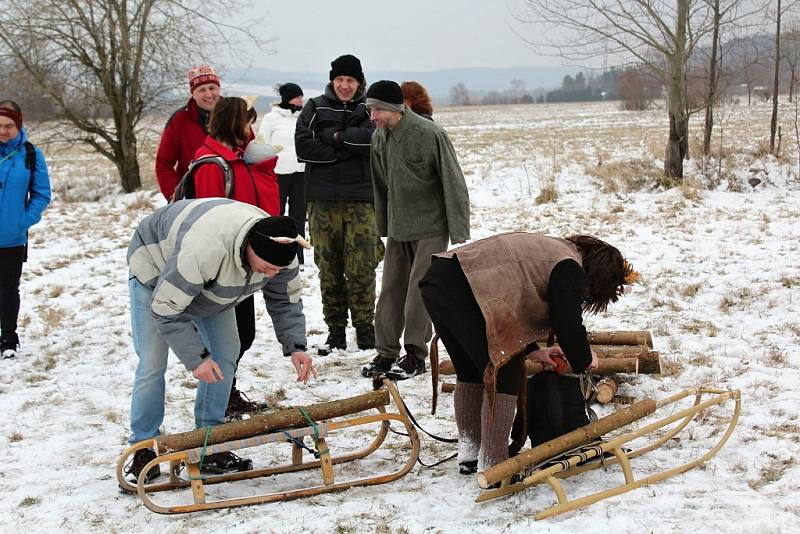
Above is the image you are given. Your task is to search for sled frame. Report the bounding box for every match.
[476,387,741,520]
[116,379,420,514]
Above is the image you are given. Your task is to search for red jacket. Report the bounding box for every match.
[155,98,208,200]
[192,136,280,216]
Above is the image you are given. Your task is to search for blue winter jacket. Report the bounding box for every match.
[0,128,51,248]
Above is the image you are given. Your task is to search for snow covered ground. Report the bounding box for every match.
[1,100,799,533]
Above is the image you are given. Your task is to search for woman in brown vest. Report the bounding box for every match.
[419,233,636,477]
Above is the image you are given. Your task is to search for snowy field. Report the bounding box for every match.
[2,100,799,533]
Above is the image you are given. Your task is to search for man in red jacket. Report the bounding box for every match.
[155,65,222,200]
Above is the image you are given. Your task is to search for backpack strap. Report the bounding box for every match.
[23,141,36,199]
[173,155,233,202]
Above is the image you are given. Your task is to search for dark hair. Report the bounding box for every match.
[208,97,252,148]
[0,99,21,112]
[566,235,633,314]
[400,81,433,116]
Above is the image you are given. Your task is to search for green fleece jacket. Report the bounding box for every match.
[370,108,470,243]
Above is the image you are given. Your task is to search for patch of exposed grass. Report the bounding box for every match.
[586,159,661,192]
[8,431,23,442]
[19,496,41,507]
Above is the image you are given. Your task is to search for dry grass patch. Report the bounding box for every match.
[586,159,662,192]
[8,431,23,442]
[749,455,794,490]
[18,496,41,507]
[763,345,788,367]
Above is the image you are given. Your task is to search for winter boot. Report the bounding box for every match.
[200,451,254,476]
[360,355,395,378]
[354,323,376,350]
[225,387,269,421]
[124,448,161,484]
[1,332,19,359]
[455,381,484,474]
[386,353,426,380]
[318,326,347,355]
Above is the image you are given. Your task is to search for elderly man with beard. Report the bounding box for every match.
[359,80,470,380]
[295,54,382,355]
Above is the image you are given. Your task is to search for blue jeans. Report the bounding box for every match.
[128,277,240,444]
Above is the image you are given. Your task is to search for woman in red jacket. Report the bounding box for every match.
[192,96,281,417]
[193,97,279,216]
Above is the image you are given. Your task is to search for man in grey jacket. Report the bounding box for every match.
[361,81,470,380]
[124,199,316,483]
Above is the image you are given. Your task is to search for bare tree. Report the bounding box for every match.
[768,0,800,154]
[449,82,471,106]
[516,1,728,180]
[0,0,266,193]
[785,20,800,102]
[510,78,527,103]
[770,0,784,154]
[729,38,768,105]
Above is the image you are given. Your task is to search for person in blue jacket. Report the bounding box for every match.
[0,100,51,358]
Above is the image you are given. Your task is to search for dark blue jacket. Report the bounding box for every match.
[0,129,51,248]
[295,84,374,202]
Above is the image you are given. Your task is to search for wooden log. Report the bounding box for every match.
[155,389,390,453]
[478,398,658,488]
[441,382,456,393]
[535,330,653,348]
[439,357,644,377]
[638,351,661,374]
[595,378,618,404]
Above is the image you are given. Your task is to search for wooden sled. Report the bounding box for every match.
[476,387,741,520]
[116,379,419,514]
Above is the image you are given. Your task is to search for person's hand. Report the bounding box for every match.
[589,349,600,370]
[318,128,339,146]
[528,346,565,370]
[291,351,317,384]
[192,357,224,384]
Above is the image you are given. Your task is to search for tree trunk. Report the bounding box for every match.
[789,69,796,103]
[770,0,782,154]
[116,115,142,193]
[703,0,721,158]
[664,0,689,179]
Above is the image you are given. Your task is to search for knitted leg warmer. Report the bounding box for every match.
[454,381,484,463]
[477,392,518,472]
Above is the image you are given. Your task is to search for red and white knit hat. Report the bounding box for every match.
[187,65,220,93]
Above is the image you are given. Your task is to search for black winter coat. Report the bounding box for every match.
[295,84,375,202]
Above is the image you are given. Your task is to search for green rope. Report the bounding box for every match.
[298,407,329,457]
[187,426,212,481]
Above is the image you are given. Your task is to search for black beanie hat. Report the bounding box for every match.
[248,216,299,267]
[365,80,404,112]
[329,54,364,84]
[279,83,303,104]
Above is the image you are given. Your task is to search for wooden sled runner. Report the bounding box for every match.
[116,379,420,514]
[476,387,741,520]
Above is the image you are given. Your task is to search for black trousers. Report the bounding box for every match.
[0,245,26,343]
[419,257,523,395]
[278,172,306,264]
[231,294,256,392]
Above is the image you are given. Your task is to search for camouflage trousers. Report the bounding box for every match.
[307,200,384,329]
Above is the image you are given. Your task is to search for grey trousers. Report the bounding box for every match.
[375,235,450,361]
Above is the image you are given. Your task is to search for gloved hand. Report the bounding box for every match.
[318,128,340,146]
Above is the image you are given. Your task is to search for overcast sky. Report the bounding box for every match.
[238,0,560,72]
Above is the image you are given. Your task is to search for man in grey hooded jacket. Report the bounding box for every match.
[124,198,315,482]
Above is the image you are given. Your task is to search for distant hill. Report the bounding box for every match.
[225,65,573,106]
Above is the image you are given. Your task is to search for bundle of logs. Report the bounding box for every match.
[436,330,660,405]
